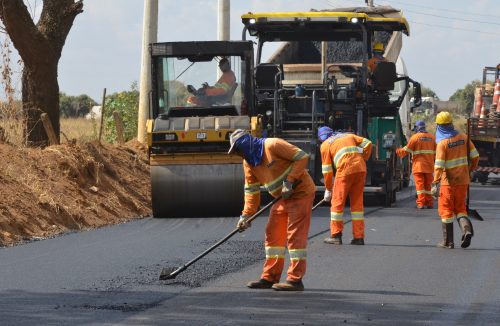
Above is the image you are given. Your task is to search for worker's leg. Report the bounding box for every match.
[284,194,314,282]
[424,173,434,207]
[413,172,426,208]
[437,185,454,248]
[261,199,288,283]
[453,184,473,248]
[348,172,366,240]
[330,176,350,237]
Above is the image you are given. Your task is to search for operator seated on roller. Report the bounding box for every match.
[186,57,236,106]
[228,129,316,291]
[367,42,387,87]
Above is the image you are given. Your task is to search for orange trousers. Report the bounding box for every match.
[261,194,314,283]
[414,172,433,207]
[438,184,468,223]
[330,172,366,239]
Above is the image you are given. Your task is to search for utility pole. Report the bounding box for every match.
[217,0,230,78]
[138,0,158,144]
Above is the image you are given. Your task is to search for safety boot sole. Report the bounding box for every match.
[461,232,472,249]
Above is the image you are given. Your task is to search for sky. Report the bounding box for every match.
[5,0,500,102]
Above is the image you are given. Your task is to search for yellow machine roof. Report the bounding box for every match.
[242,9,410,35]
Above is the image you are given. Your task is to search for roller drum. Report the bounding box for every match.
[151,164,244,217]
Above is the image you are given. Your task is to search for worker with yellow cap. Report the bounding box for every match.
[228,129,316,291]
[431,111,479,249]
[367,42,387,74]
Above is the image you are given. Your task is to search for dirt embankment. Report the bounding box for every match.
[0,140,151,246]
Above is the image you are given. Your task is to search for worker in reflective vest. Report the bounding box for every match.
[228,129,316,291]
[318,127,372,246]
[431,112,479,249]
[396,120,436,209]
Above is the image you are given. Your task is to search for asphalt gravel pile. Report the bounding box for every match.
[164,240,264,288]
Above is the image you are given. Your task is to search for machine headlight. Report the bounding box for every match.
[249,18,256,24]
[351,17,359,23]
[266,110,273,117]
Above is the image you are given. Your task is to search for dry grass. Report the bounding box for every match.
[60,117,99,143]
[411,112,468,134]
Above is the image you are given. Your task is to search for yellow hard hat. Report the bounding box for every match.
[373,42,384,52]
[435,111,453,124]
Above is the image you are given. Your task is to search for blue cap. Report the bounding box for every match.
[415,120,426,128]
[318,126,334,142]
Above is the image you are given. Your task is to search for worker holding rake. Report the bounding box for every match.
[228,129,316,291]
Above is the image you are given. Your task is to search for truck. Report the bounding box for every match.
[241,6,421,205]
[469,64,500,184]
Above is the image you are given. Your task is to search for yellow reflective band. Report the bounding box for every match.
[244,183,261,195]
[264,165,293,195]
[470,148,479,158]
[441,217,454,224]
[445,157,468,169]
[416,190,432,195]
[435,159,445,169]
[292,150,308,161]
[265,246,286,259]
[289,249,307,261]
[403,146,413,154]
[213,82,231,92]
[334,146,360,167]
[330,211,344,221]
[322,164,333,173]
[457,213,468,218]
[351,211,364,220]
[413,150,436,155]
[360,138,371,148]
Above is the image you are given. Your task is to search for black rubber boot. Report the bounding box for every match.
[457,216,473,249]
[437,223,454,249]
[350,238,365,245]
[247,279,274,289]
[324,233,342,244]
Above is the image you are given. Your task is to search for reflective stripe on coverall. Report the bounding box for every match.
[396,132,436,207]
[433,133,479,223]
[320,134,372,239]
[242,138,316,282]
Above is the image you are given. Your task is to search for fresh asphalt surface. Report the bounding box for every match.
[1,184,499,325]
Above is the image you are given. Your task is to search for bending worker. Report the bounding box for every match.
[396,120,436,209]
[318,127,372,245]
[187,57,236,106]
[431,111,479,249]
[228,129,316,291]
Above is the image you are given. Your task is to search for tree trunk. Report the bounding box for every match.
[22,57,60,146]
[0,0,83,147]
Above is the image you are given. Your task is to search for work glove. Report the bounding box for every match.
[282,179,294,199]
[324,189,332,202]
[431,182,440,199]
[237,215,251,232]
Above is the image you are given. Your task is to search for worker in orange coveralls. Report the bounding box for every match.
[228,129,316,291]
[367,42,387,74]
[431,111,479,249]
[187,57,236,106]
[318,126,372,245]
[396,120,436,209]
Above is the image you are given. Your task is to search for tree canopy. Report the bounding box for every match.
[449,80,482,115]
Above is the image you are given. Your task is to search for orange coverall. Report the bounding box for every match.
[433,134,479,224]
[321,134,372,239]
[367,55,387,74]
[187,70,236,105]
[396,132,436,207]
[242,138,316,283]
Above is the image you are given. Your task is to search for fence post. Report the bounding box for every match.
[113,111,125,145]
[40,113,59,145]
[99,88,107,143]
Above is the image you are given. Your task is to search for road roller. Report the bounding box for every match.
[146,41,260,217]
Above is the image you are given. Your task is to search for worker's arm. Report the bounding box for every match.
[241,161,261,217]
[469,140,480,171]
[396,136,415,158]
[433,142,446,184]
[354,135,373,161]
[320,142,335,191]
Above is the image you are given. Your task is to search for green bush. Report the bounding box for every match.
[103,82,139,143]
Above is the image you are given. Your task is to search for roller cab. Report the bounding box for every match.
[147,41,260,217]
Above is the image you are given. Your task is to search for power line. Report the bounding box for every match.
[383,0,500,20]
[408,20,500,36]
[405,9,500,26]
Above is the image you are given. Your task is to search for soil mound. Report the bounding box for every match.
[0,140,151,246]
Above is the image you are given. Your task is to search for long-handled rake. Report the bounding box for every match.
[159,197,326,281]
